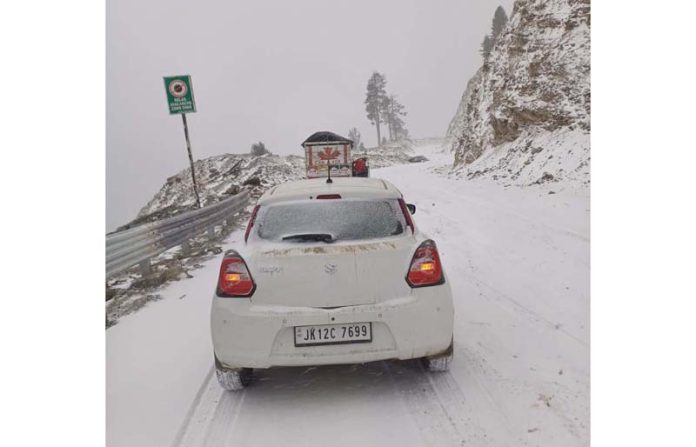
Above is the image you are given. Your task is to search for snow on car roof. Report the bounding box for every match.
[258,177,402,205]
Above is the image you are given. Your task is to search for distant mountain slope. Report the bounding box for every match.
[448,0,590,185]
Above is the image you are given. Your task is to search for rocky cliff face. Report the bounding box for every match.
[448,0,590,185]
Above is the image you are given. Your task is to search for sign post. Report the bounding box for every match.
[164,75,201,208]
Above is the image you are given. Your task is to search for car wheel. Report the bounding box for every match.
[214,357,252,391]
[422,340,453,372]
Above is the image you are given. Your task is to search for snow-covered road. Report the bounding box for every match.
[107,142,590,446]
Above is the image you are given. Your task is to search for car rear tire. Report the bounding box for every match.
[215,357,252,391]
[422,340,453,372]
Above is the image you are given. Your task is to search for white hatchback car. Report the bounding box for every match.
[211,177,454,390]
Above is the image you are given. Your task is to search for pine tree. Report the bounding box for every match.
[365,72,388,146]
[383,95,407,141]
[480,35,493,60]
[491,6,508,43]
[395,126,409,140]
[480,6,507,62]
[381,96,393,141]
[392,116,408,141]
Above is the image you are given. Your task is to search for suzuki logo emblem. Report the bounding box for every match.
[324,263,337,275]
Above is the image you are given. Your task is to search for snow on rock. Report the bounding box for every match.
[453,127,590,185]
[128,154,306,230]
[124,142,416,231]
[358,140,415,168]
[448,0,590,186]
[446,69,484,139]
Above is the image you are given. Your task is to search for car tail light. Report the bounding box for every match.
[398,198,415,234]
[316,194,342,199]
[244,205,260,242]
[406,240,444,288]
[217,251,256,297]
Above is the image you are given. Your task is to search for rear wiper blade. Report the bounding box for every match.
[282,233,336,243]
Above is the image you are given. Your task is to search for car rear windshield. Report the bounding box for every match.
[254,199,408,242]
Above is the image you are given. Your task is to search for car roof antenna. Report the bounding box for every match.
[326,165,333,184]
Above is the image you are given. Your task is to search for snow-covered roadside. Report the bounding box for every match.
[106,141,589,446]
[379,143,589,445]
[106,231,244,447]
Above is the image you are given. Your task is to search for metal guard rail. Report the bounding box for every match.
[106,189,250,278]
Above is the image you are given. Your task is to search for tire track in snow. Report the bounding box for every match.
[441,186,589,244]
[385,359,520,447]
[466,273,589,348]
[171,368,246,447]
[455,341,588,445]
[200,387,246,446]
[171,367,216,447]
[174,360,507,447]
[411,191,589,348]
[383,360,465,446]
[430,361,525,446]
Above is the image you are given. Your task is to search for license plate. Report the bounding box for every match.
[294,322,372,347]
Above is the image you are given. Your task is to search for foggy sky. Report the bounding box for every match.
[106,0,514,231]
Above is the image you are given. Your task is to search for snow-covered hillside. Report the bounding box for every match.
[448,0,590,185]
[129,154,306,230]
[123,141,415,231]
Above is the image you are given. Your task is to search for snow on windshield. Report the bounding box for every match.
[255,199,406,241]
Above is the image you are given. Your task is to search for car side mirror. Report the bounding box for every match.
[406,203,416,215]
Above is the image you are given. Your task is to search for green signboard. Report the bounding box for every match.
[163,75,196,114]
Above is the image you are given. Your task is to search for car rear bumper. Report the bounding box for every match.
[211,283,454,369]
